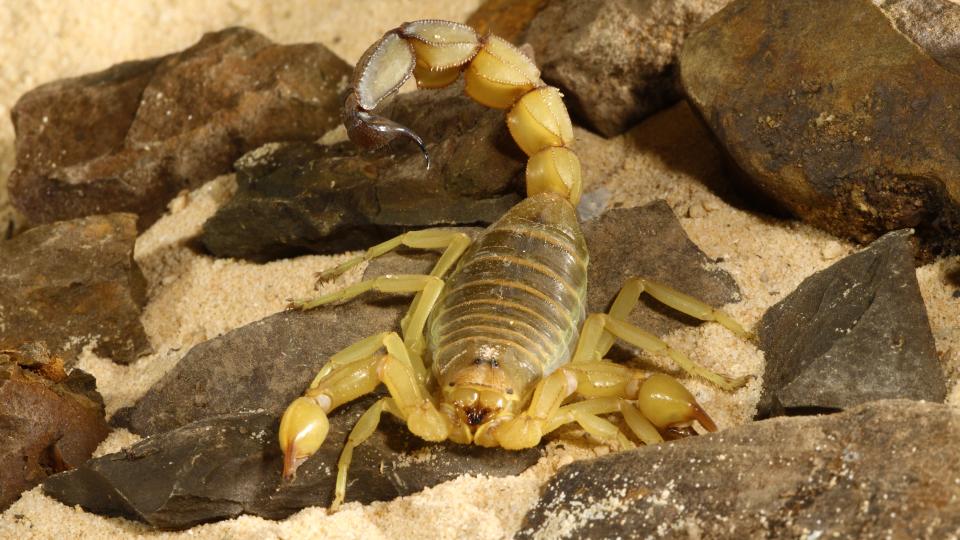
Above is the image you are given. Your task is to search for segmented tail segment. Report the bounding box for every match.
[343,20,582,205]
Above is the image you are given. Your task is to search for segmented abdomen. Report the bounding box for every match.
[427,193,588,395]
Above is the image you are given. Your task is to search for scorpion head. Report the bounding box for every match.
[437,345,525,445]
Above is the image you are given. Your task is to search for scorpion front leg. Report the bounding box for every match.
[279,333,452,510]
[491,363,716,449]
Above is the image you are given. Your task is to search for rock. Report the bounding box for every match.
[120,202,740,435]
[523,0,728,137]
[517,400,960,539]
[583,201,740,338]
[0,354,108,511]
[113,300,403,436]
[876,0,960,73]
[756,230,945,417]
[8,27,350,230]
[466,0,548,43]
[681,0,960,259]
[45,406,540,529]
[199,84,526,261]
[0,213,149,365]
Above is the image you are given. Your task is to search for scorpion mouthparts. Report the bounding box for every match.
[464,405,491,426]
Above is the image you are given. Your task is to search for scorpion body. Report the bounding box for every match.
[279,20,751,510]
[429,192,587,431]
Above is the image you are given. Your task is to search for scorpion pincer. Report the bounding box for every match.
[280,20,752,510]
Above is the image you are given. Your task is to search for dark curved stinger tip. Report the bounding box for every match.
[357,110,431,169]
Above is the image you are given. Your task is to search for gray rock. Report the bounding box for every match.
[518,400,960,539]
[681,0,960,259]
[875,0,960,73]
[583,201,740,338]
[199,84,526,261]
[9,27,350,230]
[114,300,403,436]
[1,354,108,511]
[523,0,728,137]
[757,230,945,417]
[44,407,540,529]
[0,213,149,365]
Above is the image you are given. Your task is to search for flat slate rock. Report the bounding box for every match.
[523,0,727,137]
[113,299,404,436]
[681,0,960,258]
[0,213,149,365]
[9,27,349,230]
[1,353,108,511]
[44,406,539,530]
[120,202,741,437]
[756,229,945,417]
[518,400,960,539]
[199,84,526,261]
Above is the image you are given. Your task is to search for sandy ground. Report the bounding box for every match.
[2,1,959,539]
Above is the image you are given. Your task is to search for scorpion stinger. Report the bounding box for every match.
[280,19,754,512]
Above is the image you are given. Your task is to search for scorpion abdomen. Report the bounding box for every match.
[427,192,588,398]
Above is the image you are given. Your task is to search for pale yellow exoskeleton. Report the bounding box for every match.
[281,20,752,510]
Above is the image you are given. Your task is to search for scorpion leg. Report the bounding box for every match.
[280,346,451,486]
[315,229,472,283]
[312,229,471,351]
[572,314,748,391]
[332,397,404,511]
[289,273,444,353]
[595,277,755,356]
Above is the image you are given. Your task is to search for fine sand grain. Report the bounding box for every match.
[2,2,959,539]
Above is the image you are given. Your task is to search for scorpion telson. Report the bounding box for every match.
[280,19,752,510]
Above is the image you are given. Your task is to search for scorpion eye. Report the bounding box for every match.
[491,358,499,368]
[474,357,483,365]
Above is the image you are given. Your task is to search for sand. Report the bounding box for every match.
[1,1,959,539]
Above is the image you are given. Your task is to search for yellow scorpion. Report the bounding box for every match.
[280,20,751,510]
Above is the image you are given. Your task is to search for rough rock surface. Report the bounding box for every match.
[45,407,539,529]
[518,400,960,539]
[113,300,403,436]
[0,213,149,365]
[120,202,740,435]
[200,84,526,261]
[756,230,945,417]
[681,0,960,258]
[466,0,548,43]
[875,0,960,73]
[523,0,728,137]
[8,27,350,230]
[583,201,740,338]
[0,353,108,511]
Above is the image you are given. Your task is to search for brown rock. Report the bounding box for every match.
[0,355,108,511]
[199,84,526,261]
[0,213,149,365]
[8,27,350,230]
[681,0,960,258]
[518,400,960,539]
[523,0,729,137]
[466,0,548,43]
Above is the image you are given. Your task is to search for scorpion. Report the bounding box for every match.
[279,19,751,510]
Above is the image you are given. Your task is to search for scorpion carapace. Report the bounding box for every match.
[279,19,752,510]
